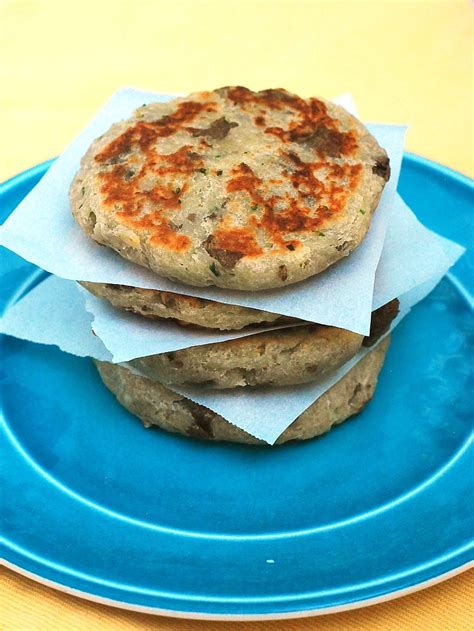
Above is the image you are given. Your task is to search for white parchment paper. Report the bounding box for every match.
[0,275,111,361]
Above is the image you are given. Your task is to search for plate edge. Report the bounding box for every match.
[1,558,472,621]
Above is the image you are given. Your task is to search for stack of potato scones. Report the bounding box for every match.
[70,87,397,445]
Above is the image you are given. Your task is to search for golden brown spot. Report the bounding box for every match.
[94,101,213,254]
[293,126,358,157]
[100,146,199,213]
[212,226,263,258]
[95,101,215,164]
[226,162,261,194]
[176,294,203,308]
[225,87,347,153]
[216,87,359,159]
[148,225,191,251]
[97,143,205,253]
[204,225,263,269]
[226,87,308,113]
[264,126,288,141]
[198,138,212,150]
[266,123,357,158]
[286,151,324,195]
[223,156,363,252]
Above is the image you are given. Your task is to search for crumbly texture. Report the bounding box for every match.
[71,86,389,291]
[80,281,290,330]
[95,337,389,445]
[131,324,364,389]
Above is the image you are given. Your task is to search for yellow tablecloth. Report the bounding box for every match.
[1,1,472,628]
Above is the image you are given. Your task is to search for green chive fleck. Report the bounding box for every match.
[198,168,207,174]
[175,187,181,194]
[251,204,259,211]
[318,232,325,237]
[215,154,221,158]
[359,208,366,214]
[81,186,85,195]
[209,262,220,276]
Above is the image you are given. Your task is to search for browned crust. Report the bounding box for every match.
[71,87,389,290]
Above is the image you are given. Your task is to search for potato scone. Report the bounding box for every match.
[86,296,398,389]
[130,324,364,389]
[95,337,390,445]
[80,282,398,334]
[71,87,389,291]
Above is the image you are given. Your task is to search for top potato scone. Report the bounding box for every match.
[71,87,389,291]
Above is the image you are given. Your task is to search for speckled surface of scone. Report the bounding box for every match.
[95,337,389,445]
[80,281,291,330]
[130,324,364,389]
[71,87,389,291]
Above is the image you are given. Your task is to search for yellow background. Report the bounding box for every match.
[1,0,472,628]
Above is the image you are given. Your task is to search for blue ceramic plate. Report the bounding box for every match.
[1,155,473,619]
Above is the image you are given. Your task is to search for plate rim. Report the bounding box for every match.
[1,559,472,621]
[1,154,473,619]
